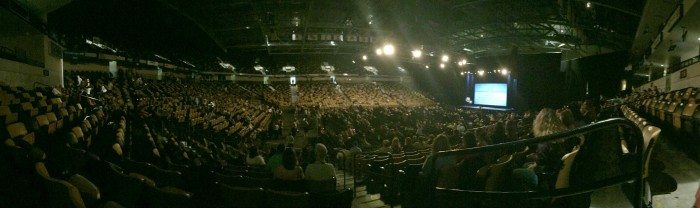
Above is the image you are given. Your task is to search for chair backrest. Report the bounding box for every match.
[20,102,33,111]
[50,98,63,106]
[72,127,84,140]
[306,177,337,193]
[264,190,310,208]
[555,148,580,189]
[311,188,353,208]
[35,162,87,208]
[484,154,512,191]
[148,186,192,208]
[36,115,50,127]
[0,105,10,116]
[218,185,264,208]
[7,122,28,139]
[642,126,661,178]
[682,99,698,117]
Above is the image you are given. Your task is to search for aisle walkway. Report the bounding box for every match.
[334,169,395,208]
[650,134,700,207]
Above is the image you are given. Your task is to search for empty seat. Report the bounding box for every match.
[121,160,185,188]
[7,122,34,146]
[306,177,337,193]
[146,186,192,208]
[681,99,698,137]
[484,154,512,191]
[35,162,87,208]
[47,112,60,134]
[264,190,310,208]
[310,188,353,208]
[219,185,265,208]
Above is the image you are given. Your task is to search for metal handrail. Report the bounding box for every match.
[429,118,645,208]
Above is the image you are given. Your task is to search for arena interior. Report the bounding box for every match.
[2,0,700,207]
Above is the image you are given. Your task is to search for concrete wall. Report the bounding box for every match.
[43,37,63,87]
[640,61,700,92]
[0,58,50,88]
[64,62,110,72]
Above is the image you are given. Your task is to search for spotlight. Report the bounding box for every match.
[586,2,592,8]
[477,70,484,76]
[440,63,445,69]
[501,69,508,75]
[460,71,465,76]
[362,55,368,61]
[375,48,383,56]
[382,44,395,55]
[411,49,422,58]
[441,55,449,62]
[352,60,356,64]
[458,59,467,66]
[425,65,430,69]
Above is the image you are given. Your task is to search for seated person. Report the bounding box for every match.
[421,134,454,177]
[376,140,391,154]
[390,138,403,154]
[305,143,336,181]
[267,144,285,171]
[274,148,304,181]
[246,147,266,166]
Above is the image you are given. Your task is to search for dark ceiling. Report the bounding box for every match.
[47,0,646,70]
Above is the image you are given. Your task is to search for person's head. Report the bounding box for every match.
[282,147,298,170]
[248,147,259,157]
[314,143,328,162]
[580,99,599,122]
[462,132,476,148]
[275,144,285,154]
[432,134,451,153]
[391,138,402,153]
[474,127,488,146]
[532,108,566,137]
[557,108,575,129]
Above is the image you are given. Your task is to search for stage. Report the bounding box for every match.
[462,105,515,112]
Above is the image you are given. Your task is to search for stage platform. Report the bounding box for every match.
[462,105,515,112]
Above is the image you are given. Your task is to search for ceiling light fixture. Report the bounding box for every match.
[382,44,395,55]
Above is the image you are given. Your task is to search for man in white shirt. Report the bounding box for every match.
[305,143,336,181]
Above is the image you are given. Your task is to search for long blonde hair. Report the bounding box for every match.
[532,108,567,137]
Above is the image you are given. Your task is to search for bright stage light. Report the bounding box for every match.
[425,65,430,69]
[375,48,383,56]
[586,2,592,8]
[411,49,422,58]
[458,59,467,66]
[441,55,449,62]
[501,69,508,75]
[382,44,395,55]
[439,63,445,69]
[477,70,484,76]
[362,55,368,61]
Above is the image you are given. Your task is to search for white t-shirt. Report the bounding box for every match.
[246,155,266,166]
[305,161,336,181]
